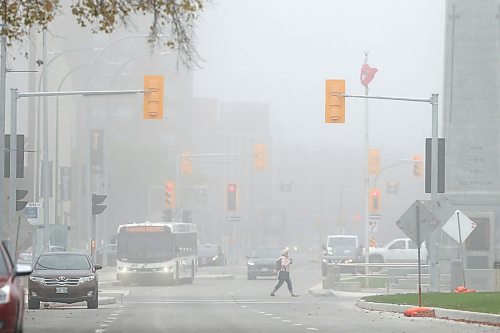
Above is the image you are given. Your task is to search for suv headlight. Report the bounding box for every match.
[29,276,45,285]
[79,276,95,284]
[0,285,11,304]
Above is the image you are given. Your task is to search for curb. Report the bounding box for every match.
[356,299,500,325]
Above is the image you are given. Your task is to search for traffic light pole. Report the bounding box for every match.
[9,88,146,255]
[342,92,440,291]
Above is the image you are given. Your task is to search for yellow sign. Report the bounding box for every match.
[144,75,164,120]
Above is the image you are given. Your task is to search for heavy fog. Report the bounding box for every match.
[5,0,446,261]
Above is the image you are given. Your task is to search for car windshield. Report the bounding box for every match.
[252,248,280,258]
[35,254,91,270]
[328,237,356,248]
[199,245,218,256]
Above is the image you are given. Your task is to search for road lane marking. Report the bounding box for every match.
[294,323,303,326]
[306,328,318,331]
[127,300,299,304]
[272,317,282,319]
[282,319,291,323]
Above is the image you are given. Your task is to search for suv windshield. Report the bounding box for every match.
[252,248,280,258]
[35,254,91,270]
[327,237,356,248]
[199,245,218,256]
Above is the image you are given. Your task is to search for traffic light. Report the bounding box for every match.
[181,151,192,175]
[369,188,380,213]
[16,189,28,211]
[325,79,345,123]
[227,183,237,211]
[368,148,380,175]
[165,181,176,209]
[91,193,107,215]
[143,75,164,120]
[413,154,423,177]
[253,144,267,170]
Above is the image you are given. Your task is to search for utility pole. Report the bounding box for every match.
[0,35,7,240]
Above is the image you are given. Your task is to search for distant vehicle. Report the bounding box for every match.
[368,238,427,271]
[49,245,65,252]
[96,243,117,266]
[28,251,101,309]
[322,235,363,275]
[0,240,32,332]
[246,246,281,280]
[198,243,224,267]
[116,222,197,285]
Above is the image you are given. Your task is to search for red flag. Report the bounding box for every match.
[360,63,378,87]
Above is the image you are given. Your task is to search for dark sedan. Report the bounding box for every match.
[0,241,31,333]
[246,246,281,280]
[28,252,101,309]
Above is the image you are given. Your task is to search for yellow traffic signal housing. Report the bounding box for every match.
[165,181,176,208]
[181,151,192,175]
[413,154,423,177]
[144,75,164,120]
[369,188,380,213]
[368,148,380,175]
[253,144,267,170]
[325,79,345,123]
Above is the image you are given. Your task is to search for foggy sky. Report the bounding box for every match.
[194,0,446,156]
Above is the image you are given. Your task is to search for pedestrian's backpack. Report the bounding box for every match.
[275,257,282,271]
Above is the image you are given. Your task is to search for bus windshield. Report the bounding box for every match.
[117,229,174,263]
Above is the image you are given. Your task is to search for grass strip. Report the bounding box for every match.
[362,292,500,315]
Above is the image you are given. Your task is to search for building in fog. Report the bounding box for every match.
[442,0,500,290]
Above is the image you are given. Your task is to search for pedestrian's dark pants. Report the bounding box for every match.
[274,271,293,293]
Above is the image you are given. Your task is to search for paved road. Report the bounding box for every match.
[23,260,498,333]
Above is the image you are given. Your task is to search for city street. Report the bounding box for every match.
[22,260,497,333]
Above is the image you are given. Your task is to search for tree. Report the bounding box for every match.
[0,0,206,68]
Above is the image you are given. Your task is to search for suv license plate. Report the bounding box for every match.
[56,287,68,294]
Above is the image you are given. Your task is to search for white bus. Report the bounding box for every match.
[116,222,197,285]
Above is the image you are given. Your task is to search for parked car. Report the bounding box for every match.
[0,240,32,333]
[28,251,102,309]
[322,235,363,275]
[246,246,281,280]
[368,237,427,271]
[197,243,224,267]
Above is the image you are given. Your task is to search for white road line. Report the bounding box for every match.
[306,328,319,331]
[241,305,247,308]
[264,313,273,316]
[293,323,303,326]
[95,330,105,333]
[259,312,266,314]
[126,300,299,305]
[100,324,108,328]
[282,319,291,323]
[272,317,282,320]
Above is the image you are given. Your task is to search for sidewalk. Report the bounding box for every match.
[308,283,500,326]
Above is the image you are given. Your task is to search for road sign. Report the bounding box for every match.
[396,200,440,245]
[368,214,380,233]
[442,210,477,244]
[227,216,240,222]
[24,202,41,225]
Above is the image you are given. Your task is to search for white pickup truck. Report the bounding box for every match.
[368,238,427,266]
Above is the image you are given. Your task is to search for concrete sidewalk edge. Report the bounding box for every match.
[356,299,500,325]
